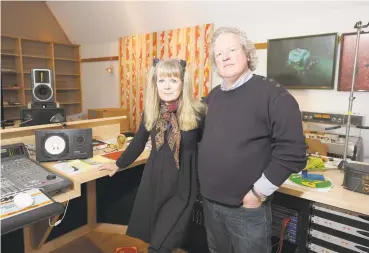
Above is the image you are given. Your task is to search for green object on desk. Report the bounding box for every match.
[304,156,325,171]
[288,174,333,191]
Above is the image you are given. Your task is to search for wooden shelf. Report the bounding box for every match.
[22,54,52,59]
[2,87,22,90]
[1,70,19,74]
[60,102,82,105]
[1,35,83,121]
[1,36,20,55]
[57,88,80,90]
[1,52,19,56]
[56,73,80,76]
[55,58,79,62]
[3,105,22,108]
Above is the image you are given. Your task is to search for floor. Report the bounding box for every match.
[50,232,187,253]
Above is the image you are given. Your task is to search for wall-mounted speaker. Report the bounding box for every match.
[35,128,93,162]
[31,69,55,105]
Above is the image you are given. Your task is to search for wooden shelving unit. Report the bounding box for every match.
[1,35,82,121]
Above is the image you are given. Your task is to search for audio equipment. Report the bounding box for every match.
[271,204,300,245]
[30,69,55,107]
[343,162,369,195]
[35,128,93,162]
[1,143,73,196]
[186,192,311,253]
[0,142,74,235]
[304,132,364,161]
[270,192,312,253]
[1,188,64,235]
[308,202,369,253]
[20,108,66,127]
[301,111,364,126]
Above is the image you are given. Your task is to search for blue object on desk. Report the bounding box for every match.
[301,170,325,181]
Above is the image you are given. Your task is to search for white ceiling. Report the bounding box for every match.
[46,1,369,45]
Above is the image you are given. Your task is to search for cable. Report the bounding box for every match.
[49,190,70,227]
[6,186,71,227]
[272,217,291,253]
[2,145,70,227]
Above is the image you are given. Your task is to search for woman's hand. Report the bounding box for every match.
[98,162,120,177]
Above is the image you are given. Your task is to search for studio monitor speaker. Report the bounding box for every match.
[31,69,55,105]
[35,128,93,162]
[20,108,66,127]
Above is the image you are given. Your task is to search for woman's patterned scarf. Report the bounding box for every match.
[155,101,181,169]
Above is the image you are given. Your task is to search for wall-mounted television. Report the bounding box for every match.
[267,33,338,89]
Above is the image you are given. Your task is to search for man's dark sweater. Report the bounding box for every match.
[198,74,308,206]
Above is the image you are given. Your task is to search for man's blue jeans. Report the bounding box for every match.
[202,197,272,253]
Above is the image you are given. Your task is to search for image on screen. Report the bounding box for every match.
[267,33,338,89]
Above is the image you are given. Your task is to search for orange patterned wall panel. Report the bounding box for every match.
[120,24,213,131]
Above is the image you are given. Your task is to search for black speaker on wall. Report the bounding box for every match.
[35,128,93,162]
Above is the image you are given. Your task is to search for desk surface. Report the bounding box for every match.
[46,150,369,216]
[279,169,369,215]
[44,149,150,203]
[0,116,127,134]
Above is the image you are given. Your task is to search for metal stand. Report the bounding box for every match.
[338,21,369,169]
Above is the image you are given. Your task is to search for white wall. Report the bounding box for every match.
[80,2,369,161]
[81,42,120,110]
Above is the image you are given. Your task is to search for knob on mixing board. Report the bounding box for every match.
[46,175,56,180]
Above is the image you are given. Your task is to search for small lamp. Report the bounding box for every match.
[106,65,114,73]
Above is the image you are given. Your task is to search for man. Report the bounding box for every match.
[198,27,308,253]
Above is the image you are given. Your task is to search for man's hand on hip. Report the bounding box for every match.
[242,189,262,208]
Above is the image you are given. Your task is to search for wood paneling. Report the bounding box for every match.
[1,1,70,44]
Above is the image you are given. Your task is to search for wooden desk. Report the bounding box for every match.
[26,156,368,253]
[1,116,129,206]
[1,118,368,252]
[0,116,134,253]
[279,169,369,215]
[22,149,150,253]
[42,149,150,204]
[0,116,127,146]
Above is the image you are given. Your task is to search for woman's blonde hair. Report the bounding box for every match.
[210,27,258,71]
[143,58,206,131]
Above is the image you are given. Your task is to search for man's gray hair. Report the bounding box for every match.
[210,27,258,71]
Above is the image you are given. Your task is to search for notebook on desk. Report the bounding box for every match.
[102,151,123,161]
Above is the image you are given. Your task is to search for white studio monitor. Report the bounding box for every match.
[31,69,55,105]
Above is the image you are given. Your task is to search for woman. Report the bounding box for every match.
[99,58,206,253]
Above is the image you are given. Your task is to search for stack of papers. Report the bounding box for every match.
[52,156,114,175]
